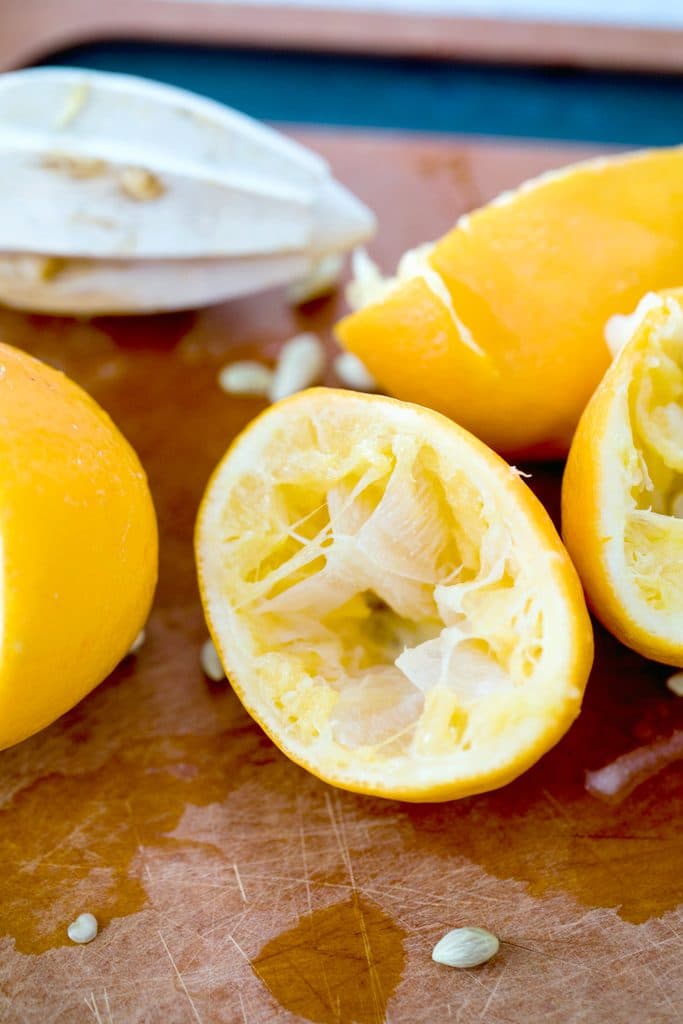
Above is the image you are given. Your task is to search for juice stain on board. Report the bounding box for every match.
[0,728,271,954]
[252,895,406,1024]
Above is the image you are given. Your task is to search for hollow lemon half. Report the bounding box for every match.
[563,289,683,666]
[0,343,158,749]
[336,147,683,457]
[196,388,593,801]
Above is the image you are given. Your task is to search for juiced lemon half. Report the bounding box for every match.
[563,290,683,665]
[196,389,592,800]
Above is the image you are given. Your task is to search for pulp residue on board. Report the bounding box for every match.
[585,730,683,803]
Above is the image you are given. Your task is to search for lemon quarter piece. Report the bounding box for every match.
[563,290,683,665]
[196,389,592,801]
[337,147,683,457]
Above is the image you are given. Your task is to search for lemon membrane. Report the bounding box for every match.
[601,294,683,636]
[197,389,592,799]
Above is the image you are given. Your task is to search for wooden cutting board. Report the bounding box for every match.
[1,131,682,1024]
[5,1,683,73]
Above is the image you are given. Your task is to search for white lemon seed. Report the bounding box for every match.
[432,927,499,968]
[345,248,388,311]
[218,361,273,397]
[67,912,98,944]
[269,333,326,402]
[286,254,343,305]
[128,629,146,655]
[333,352,377,391]
[201,639,225,681]
[666,671,683,697]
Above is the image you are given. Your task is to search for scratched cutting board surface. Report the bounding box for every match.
[1,131,682,1024]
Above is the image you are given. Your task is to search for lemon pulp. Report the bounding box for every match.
[622,299,683,614]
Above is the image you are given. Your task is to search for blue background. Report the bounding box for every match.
[42,40,683,146]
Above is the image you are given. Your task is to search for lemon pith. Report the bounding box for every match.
[196,389,593,801]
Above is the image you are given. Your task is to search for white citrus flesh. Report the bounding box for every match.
[196,389,591,800]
